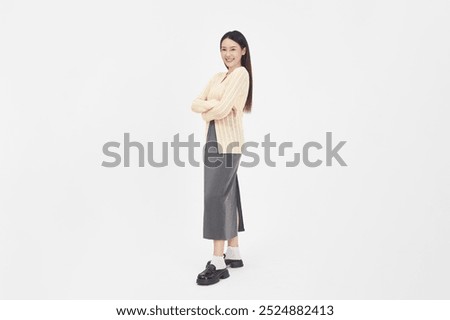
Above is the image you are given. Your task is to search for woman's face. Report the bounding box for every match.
[221,38,246,71]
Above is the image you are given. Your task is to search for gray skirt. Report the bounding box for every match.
[203,120,245,240]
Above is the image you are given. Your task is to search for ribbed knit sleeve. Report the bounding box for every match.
[191,73,219,113]
[201,67,249,122]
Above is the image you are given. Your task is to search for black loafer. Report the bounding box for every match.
[225,256,244,268]
[206,254,244,268]
[196,263,230,285]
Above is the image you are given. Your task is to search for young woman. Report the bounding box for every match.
[191,30,253,285]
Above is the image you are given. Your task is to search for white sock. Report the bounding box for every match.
[225,246,241,260]
[211,255,226,269]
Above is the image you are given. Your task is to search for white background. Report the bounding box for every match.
[1,0,449,299]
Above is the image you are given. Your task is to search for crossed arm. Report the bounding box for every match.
[191,74,218,113]
[191,67,249,122]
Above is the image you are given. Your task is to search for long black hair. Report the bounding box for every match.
[220,30,253,113]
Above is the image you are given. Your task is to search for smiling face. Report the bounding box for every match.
[221,38,246,72]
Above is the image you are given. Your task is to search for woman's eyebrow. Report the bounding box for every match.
[221,46,238,49]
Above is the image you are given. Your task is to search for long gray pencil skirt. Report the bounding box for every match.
[203,120,245,240]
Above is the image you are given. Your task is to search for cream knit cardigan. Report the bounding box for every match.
[191,66,250,154]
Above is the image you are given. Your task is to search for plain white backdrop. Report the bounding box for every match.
[0,0,449,299]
